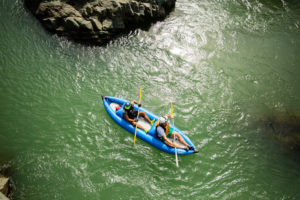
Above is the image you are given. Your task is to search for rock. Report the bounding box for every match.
[102,18,113,31]
[55,26,65,33]
[83,3,94,16]
[70,17,94,31]
[63,17,80,30]
[143,3,153,17]
[130,1,139,13]
[112,17,125,29]
[80,20,93,31]
[90,18,102,31]
[24,0,177,45]
[0,176,9,196]
[93,6,107,19]
[60,4,82,18]
[42,17,57,30]
[0,192,9,200]
[36,1,81,19]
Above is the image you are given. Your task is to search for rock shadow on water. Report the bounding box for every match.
[263,111,300,157]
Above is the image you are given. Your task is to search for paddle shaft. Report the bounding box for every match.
[133,88,142,145]
[171,100,179,167]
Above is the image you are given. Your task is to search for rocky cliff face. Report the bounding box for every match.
[0,174,10,199]
[24,0,176,45]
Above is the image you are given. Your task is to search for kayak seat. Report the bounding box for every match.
[147,120,157,136]
[116,105,124,118]
[116,109,123,118]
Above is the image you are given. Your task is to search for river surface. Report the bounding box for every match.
[1,0,300,199]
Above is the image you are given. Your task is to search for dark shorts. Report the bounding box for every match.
[130,110,138,119]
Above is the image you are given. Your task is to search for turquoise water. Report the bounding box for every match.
[1,0,300,199]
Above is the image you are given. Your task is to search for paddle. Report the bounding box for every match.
[133,88,142,145]
[171,100,179,167]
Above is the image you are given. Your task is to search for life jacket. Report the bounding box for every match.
[123,106,136,119]
[155,119,170,135]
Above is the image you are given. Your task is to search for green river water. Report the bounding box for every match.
[1,0,300,199]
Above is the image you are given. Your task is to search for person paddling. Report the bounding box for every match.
[156,114,198,152]
[123,100,154,133]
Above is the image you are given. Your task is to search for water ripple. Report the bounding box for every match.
[1,0,300,199]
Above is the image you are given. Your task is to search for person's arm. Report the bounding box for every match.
[165,114,173,119]
[131,100,141,106]
[124,113,135,123]
[163,136,175,147]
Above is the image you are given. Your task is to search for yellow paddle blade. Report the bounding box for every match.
[171,100,174,116]
[171,100,178,167]
[134,88,141,145]
[139,88,142,102]
[134,125,137,144]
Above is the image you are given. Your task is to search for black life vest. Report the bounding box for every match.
[123,107,137,119]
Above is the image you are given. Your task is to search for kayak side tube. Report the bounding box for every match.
[102,96,196,155]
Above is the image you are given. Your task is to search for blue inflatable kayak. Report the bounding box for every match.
[101,96,197,155]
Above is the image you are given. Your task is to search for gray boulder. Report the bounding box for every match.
[0,175,9,197]
[102,18,113,31]
[63,17,81,30]
[24,0,177,45]
[90,18,102,31]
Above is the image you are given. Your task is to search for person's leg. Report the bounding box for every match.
[132,121,148,132]
[139,111,151,123]
[171,131,189,146]
[172,131,196,150]
[164,138,186,149]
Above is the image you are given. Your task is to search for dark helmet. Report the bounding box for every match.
[124,102,132,110]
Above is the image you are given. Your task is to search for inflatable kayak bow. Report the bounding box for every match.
[101,96,197,155]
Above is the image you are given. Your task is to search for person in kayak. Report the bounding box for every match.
[156,114,197,151]
[123,100,154,133]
